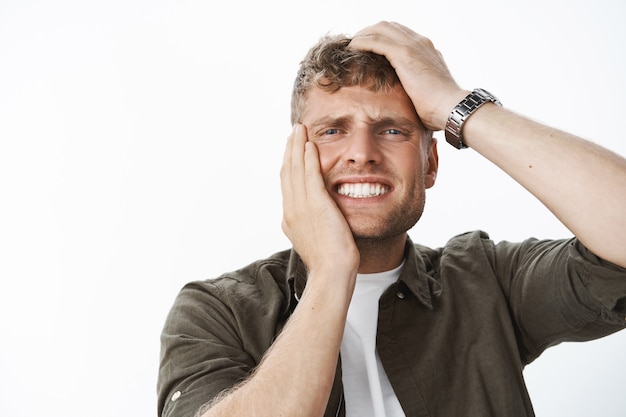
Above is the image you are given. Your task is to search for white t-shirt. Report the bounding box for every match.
[340,263,406,417]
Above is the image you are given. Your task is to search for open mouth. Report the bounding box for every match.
[336,182,390,198]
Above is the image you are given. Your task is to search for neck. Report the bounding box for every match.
[355,233,407,274]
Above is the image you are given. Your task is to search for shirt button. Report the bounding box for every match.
[396,291,405,299]
[171,391,181,402]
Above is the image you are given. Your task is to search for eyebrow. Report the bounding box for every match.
[307,116,351,130]
[371,116,422,132]
[308,115,422,131]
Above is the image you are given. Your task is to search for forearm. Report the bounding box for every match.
[348,22,626,267]
[201,267,354,417]
[206,120,362,416]
[463,103,626,267]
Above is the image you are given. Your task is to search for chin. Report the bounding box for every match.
[347,215,421,242]
[349,225,408,242]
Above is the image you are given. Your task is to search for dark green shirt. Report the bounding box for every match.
[158,231,626,417]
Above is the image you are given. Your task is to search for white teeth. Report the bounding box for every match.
[337,183,389,198]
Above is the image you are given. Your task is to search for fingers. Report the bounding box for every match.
[282,124,325,199]
[349,21,463,131]
[349,21,426,55]
[304,141,327,197]
[349,21,439,77]
[281,124,307,203]
[281,125,303,228]
[280,125,359,273]
[281,124,320,233]
[280,124,319,259]
[352,21,402,40]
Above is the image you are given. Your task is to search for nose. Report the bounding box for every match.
[344,129,382,166]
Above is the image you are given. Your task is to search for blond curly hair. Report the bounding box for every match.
[290,34,401,125]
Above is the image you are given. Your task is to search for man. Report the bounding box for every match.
[157,21,626,417]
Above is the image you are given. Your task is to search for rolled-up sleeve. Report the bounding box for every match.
[157,280,256,417]
[157,253,291,417]
[490,237,626,364]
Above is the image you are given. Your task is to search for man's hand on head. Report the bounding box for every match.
[349,21,467,132]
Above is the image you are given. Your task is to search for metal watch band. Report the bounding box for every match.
[444,88,502,149]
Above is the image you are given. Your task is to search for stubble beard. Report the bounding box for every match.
[328,167,429,250]
[348,180,427,245]
[351,197,425,242]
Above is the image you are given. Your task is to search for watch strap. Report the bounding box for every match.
[445,88,501,149]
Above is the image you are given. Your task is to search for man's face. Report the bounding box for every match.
[299,84,438,240]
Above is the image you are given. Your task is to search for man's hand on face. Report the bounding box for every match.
[280,124,360,278]
[349,21,467,132]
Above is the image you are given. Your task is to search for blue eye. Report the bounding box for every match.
[311,127,344,144]
[385,129,402,135]
[381,128,408,141]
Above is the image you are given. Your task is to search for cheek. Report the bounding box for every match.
[393,150,424,177]
[316,144,341,174]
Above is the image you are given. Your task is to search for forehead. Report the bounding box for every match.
[300,84,420,125]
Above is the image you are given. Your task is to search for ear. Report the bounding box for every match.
[424,137,438,189]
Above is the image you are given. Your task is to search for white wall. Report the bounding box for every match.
[1,1,624,416]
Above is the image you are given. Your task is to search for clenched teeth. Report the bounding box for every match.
[337,183,390,198]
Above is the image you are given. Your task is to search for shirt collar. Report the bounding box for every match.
[399,236,441,309]
[285,235,441,311]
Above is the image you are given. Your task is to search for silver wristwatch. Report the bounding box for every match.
[445,88,501,149]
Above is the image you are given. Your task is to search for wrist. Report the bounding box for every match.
[303,266,357,304]
[428,89,469,132]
